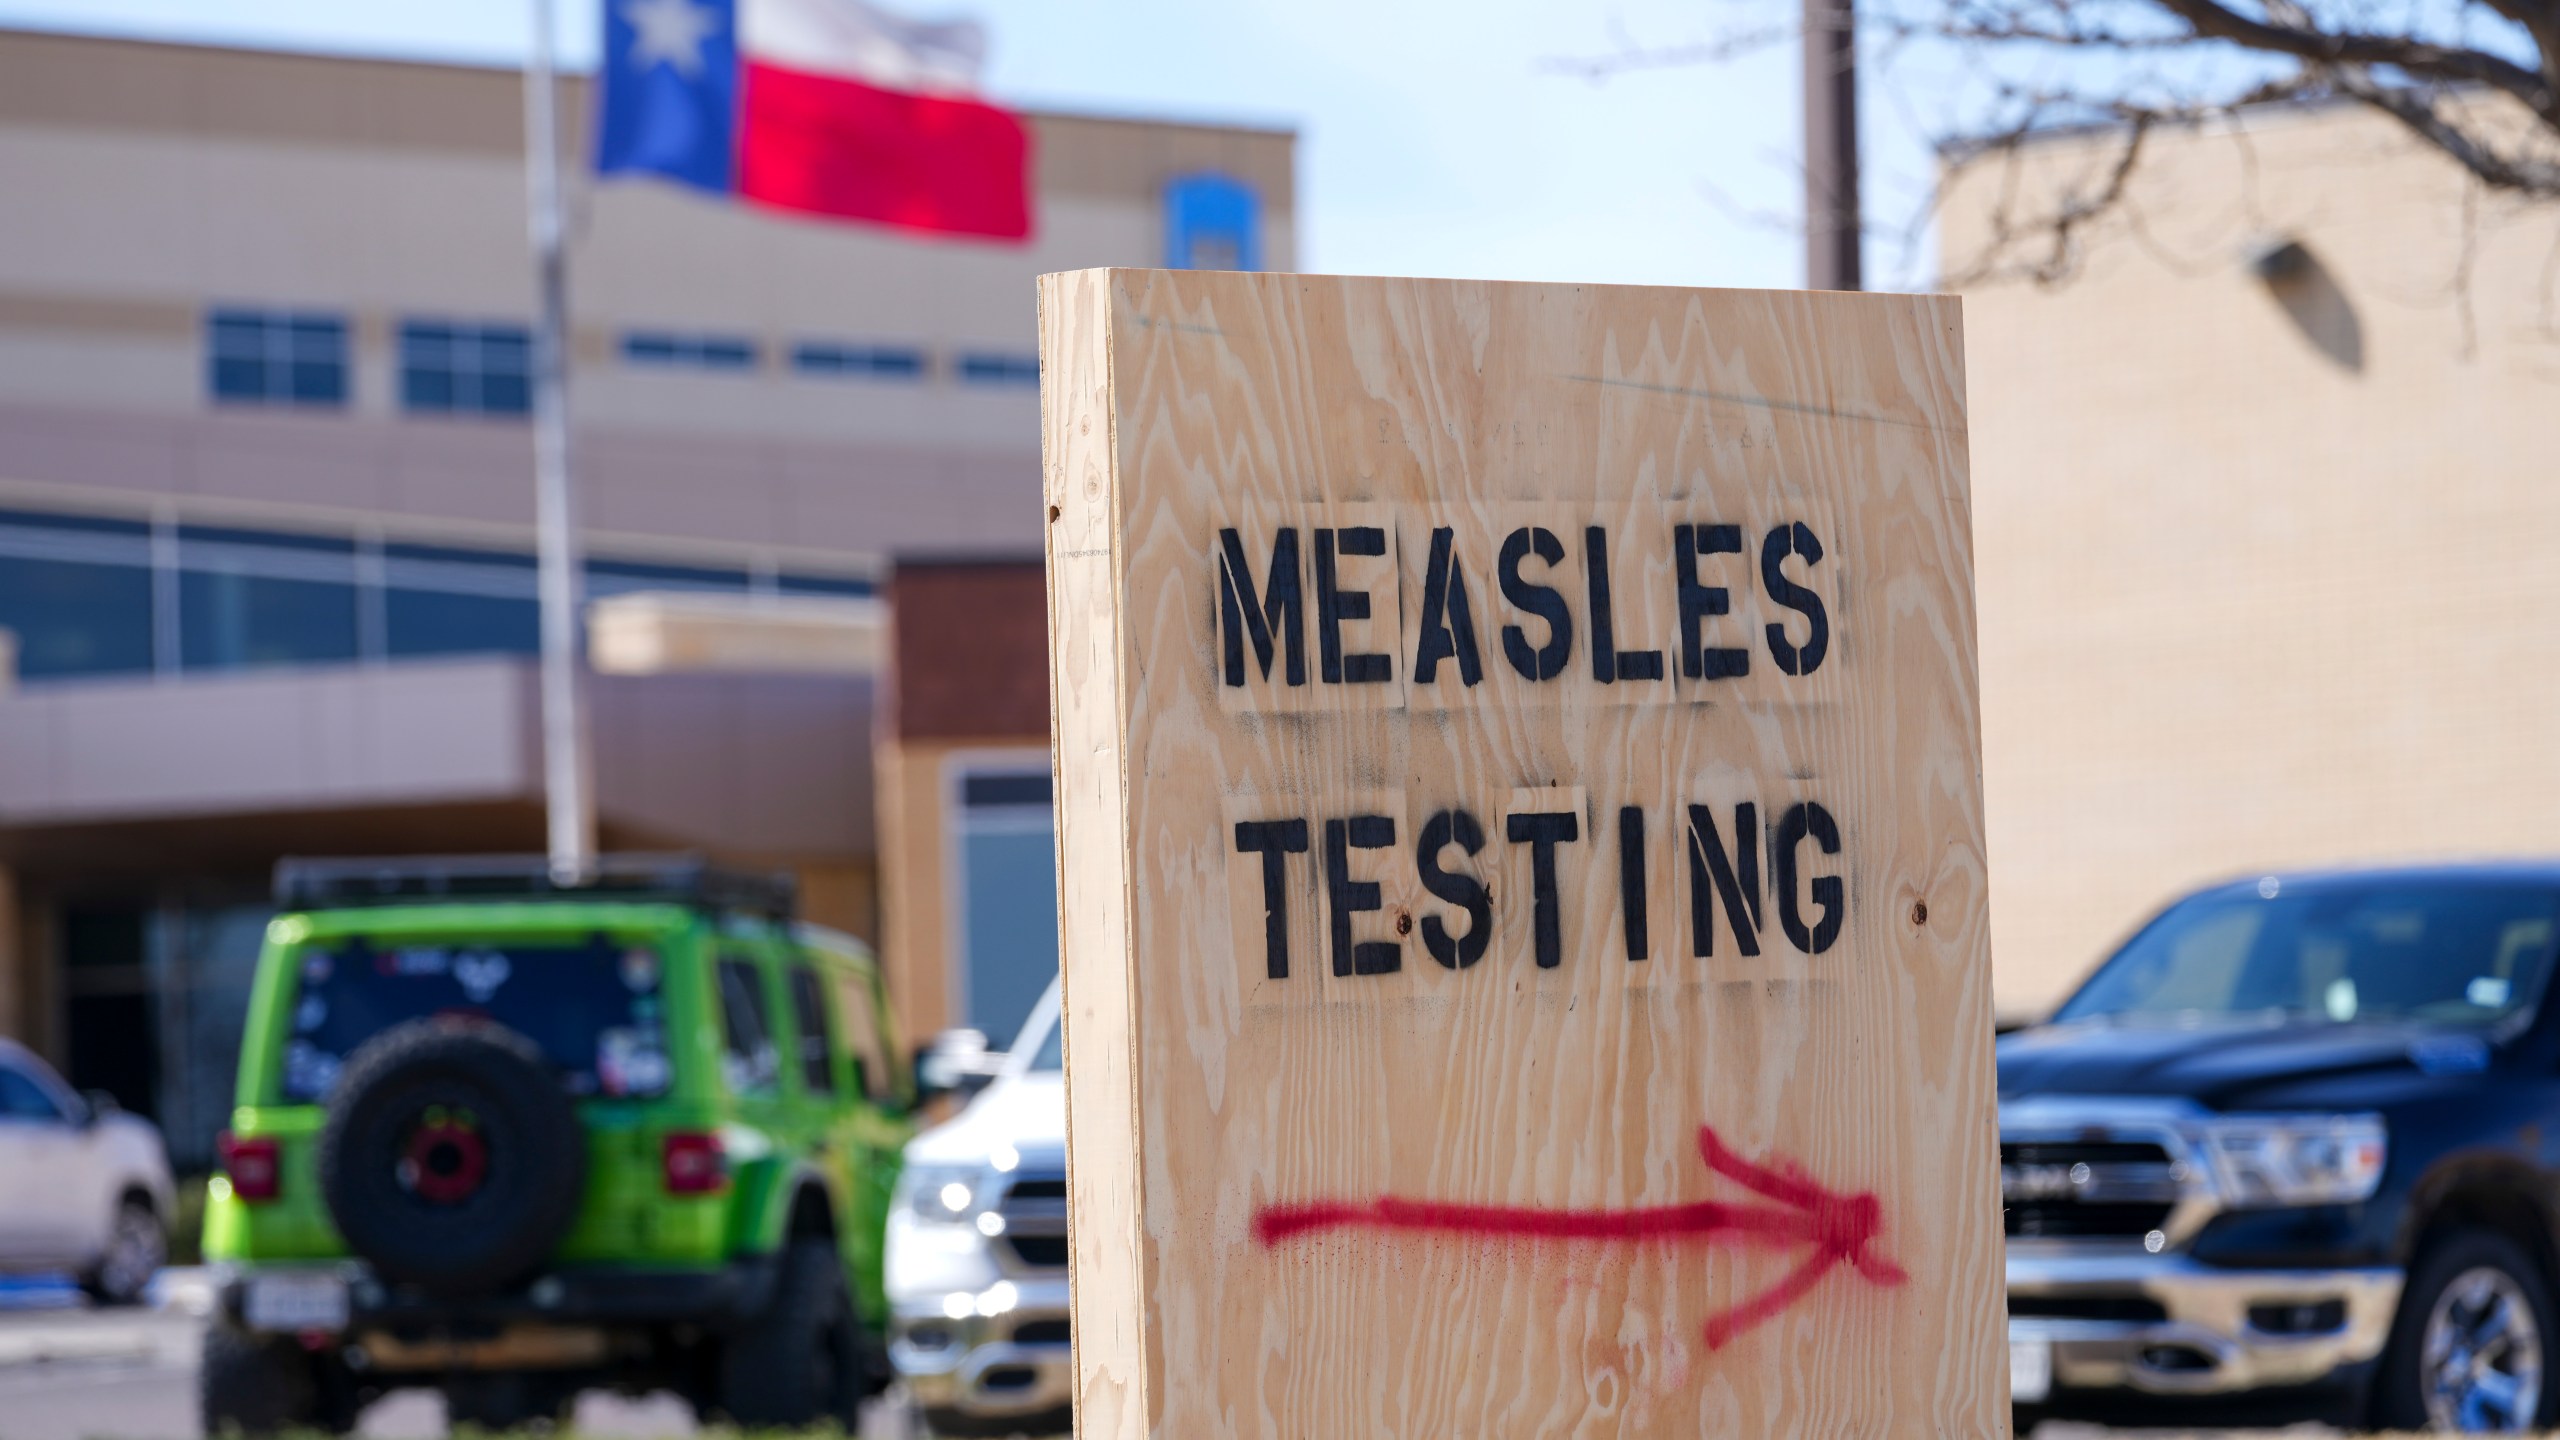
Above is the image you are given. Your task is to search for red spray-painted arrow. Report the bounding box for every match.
[1253,1125,1907,1349]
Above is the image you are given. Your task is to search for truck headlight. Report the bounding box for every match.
[895,1163,988,1223]
[2198,1114,2387,1208]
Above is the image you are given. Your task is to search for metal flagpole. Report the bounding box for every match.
[524,0,597,883]
[1803,0,1861,290]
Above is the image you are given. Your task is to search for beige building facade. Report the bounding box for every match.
[0,28,1293,1160]
[1946,103,2560,1019]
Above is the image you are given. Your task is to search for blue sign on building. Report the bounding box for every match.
[1163,173,1262,272]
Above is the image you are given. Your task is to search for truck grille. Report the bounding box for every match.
[998,1172,1069,1272]
[2001,1140,2179,1238]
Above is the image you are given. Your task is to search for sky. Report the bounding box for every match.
[0,0,1946,292]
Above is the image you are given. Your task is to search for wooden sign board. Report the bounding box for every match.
[1039,269,2003,1438]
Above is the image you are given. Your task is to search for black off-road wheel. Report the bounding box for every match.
[715,1238,864,1428]
[2371,1226,2559,1433]
[201,1323,342,1437]
[315,1017,584,1296]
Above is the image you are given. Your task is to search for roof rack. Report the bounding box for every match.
[273,853,796,921]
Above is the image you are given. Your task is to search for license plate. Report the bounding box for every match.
[2009,1327,2053,1403]
[244,1274,348,1332]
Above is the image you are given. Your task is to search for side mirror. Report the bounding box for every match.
[77,1090,119,1127]
[913,1028,1000,1103]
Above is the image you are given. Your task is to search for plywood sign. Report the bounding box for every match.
[1039,269,2003,1438]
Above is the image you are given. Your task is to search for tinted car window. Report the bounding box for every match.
[284,934,672,1101]
[786,967,837,1096]
[718,959,781,1097]
[2060,880,2560,1027]
[0,1065,64,1121]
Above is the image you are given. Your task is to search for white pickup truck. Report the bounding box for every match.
[886,982,1071,1438]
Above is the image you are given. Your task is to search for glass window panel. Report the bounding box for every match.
[588,558,751,593]
[179,570,359,670]
[210,313,265,353]
[211,356,270,400]
[210,309,346,408]
[382,542,535,568]
[958,353,1040,386]
[403,367,455,412]
[960,828,1058,1051]
[718,958,780,1097]
[0,508,149,538]
[775,572,874,598]
[480,372,530,414]
[0,555,154,678]
[177,523,353,555]
[290,361,345,404]
[479,328,531,370]
[787,967,837,1095]
[384,588,540,658]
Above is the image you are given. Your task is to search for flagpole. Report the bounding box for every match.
[524,0,596,884]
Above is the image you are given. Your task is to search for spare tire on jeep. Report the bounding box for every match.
[315,1017,584,1295]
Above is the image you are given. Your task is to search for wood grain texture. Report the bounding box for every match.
[1040,269,2004,1438]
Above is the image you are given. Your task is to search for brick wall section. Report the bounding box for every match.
[887,559,1051,742]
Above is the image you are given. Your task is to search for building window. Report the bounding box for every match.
[956,352,1040,388]
[176,524,360,671]
[947,757,1057,1050]
[622,330,759,371]
[587,557,754,598]
[207,309,348,408]
[0,505,857,681]
[792,342,928,381]
[382,542,541,659]
[776,571,875,598]
[400,320,532,417]
[0,509,155,679]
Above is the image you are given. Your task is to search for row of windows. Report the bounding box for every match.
[626,329,1030,385]
[208,307,1038,413]
[0,508,872,681]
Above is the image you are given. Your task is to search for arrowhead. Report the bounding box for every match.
[1694,1126,1907,1349]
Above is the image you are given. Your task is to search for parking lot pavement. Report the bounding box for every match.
[0,1300,923,1440]
[0,1301,2350,1440]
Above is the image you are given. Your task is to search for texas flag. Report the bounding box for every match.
[596,0,1033,241]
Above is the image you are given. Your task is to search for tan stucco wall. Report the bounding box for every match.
[1944,104,2560,1019]
[874,734,1048,1051]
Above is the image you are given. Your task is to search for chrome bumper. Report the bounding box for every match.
[2009,1242,2402,1396]
[889,1276,1073,1421]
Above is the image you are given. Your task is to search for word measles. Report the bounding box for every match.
[1233,796,1844,982]
[1217,520,1830,692]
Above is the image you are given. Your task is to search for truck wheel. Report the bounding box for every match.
[199,1324,317,1437]
[79,1196,164,1307]
[315,1017,585,1296]
[716,1238,863,1427]
[2372,1227,2556,1432]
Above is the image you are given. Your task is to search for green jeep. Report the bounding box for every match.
[199,855,912,1434]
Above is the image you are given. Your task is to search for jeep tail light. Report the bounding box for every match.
[219,1131,281,1203]
[663,1131,727,1195]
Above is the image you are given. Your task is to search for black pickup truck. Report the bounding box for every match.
[2003,863,2560,1434]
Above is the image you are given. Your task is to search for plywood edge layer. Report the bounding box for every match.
[1037,268,1153,1439]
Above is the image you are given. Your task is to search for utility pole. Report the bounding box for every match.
[1803,0,1861,290]
[524,0,596,883]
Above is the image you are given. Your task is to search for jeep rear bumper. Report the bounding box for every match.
[2009,1243,2402,1399]
[213,1257,779,1334]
